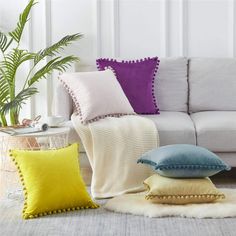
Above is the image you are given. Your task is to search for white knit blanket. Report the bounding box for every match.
[71,114,159,199]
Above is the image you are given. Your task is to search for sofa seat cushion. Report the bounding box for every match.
[142,112,196,146]
[66,112,196,153]
[191,111,236,152]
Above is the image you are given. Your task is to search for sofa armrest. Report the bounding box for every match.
[52,83,73,120]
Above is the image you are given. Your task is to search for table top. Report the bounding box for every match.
[0,127,70,138]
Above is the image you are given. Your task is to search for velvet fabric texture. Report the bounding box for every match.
[10,144,98,219]
[143,174,225,204]
[58,69,135,124]
[96,57,160,114]
[137,144,231,178]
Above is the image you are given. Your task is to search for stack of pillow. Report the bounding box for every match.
[137,144,231,204]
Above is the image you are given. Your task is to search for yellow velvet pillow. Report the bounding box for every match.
[144,174,225,204]
[10,143,98,219]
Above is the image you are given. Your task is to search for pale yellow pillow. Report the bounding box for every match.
[144,174,225,204]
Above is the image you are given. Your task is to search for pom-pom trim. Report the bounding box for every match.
[146,193,225,201]
[9,150,99,220]
[58,72,136,125]
[138,159,231,171]
[155,164,230,171]
[96,57,159,65]
[96,57,160,114]
[58,76,83,122]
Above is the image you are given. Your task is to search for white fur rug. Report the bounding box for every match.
[104,188,236,218]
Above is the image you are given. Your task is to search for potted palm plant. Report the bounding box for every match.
[0,0,82,127]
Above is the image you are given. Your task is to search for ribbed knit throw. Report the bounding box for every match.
[72,114,159,199]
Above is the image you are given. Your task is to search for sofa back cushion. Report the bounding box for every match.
[189,58,236,112]
[52,83,73,121]
[155,57,188,112]
[52,58,188,120]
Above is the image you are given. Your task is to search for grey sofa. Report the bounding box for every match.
[53,57,236,182]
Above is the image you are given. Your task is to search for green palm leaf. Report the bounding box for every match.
[0,76,9,106]
[34,33,83,65]
[0,0,82,126]
[9,0,37,43]
[0,32,13,53]
[0,32,9,53]
[28,56,79,86]
[1,87,38,114]
[0,49,35,84]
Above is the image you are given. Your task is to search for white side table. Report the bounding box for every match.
[0,127,70,199]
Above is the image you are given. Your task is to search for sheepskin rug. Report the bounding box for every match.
[104,188,236,218]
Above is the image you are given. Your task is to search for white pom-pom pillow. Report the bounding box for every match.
[58,69,135,124]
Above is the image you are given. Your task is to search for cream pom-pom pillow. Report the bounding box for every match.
[58,68,135,124]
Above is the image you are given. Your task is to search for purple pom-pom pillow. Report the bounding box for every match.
[96,57,160,114]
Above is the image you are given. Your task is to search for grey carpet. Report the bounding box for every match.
[0,180,236,236]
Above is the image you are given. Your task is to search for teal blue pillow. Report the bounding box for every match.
[137,144,231,178]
